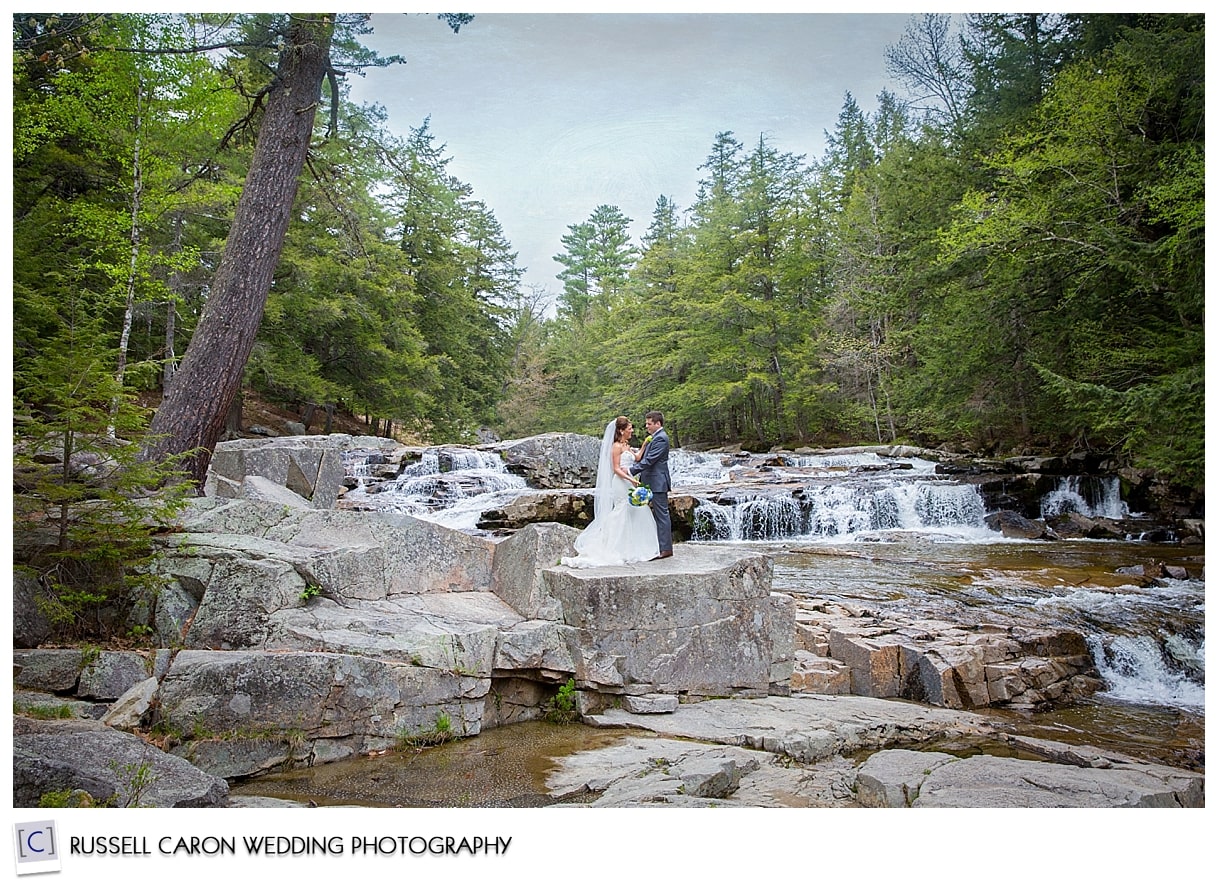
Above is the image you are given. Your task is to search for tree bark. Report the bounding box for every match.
[110,76,143,438]
[142,14,334,486]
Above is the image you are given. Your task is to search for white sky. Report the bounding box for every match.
[345,12,914,301]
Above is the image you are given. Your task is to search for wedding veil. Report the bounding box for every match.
[592,418,617,519]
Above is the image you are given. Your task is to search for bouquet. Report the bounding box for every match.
[628,484,653,507]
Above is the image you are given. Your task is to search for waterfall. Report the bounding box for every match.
[1086,633,1205,711]
[1041,475,1129,520]
[343,447,526,528]
[692,493,806,541]
[669,449,731,485]
[693,479,989,542]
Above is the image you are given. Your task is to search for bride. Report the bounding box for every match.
[560,416,660,567]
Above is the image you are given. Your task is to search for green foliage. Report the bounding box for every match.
[16,702,75,720]
[39,789,97,808]
[108,758,158,808]
[524,16,1202,492]
[11,13,1204,517]
[543,678,580,725]
[396,711,458,749]
[13,281,191,639]
[299,584,322,603]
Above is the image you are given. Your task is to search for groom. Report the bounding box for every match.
[630,410,673,559]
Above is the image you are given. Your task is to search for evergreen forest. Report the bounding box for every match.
[12,13,1206,616]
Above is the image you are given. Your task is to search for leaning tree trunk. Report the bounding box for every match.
[142,14,334,487]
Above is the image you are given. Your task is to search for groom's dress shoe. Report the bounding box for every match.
[651,551,673,560]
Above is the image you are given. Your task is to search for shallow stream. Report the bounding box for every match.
[246,446,1203,806]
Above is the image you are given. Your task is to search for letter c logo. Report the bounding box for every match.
[26,830,45,853]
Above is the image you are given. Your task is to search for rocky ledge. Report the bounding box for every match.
[12,436,1204,809]
[545,696,1203,808]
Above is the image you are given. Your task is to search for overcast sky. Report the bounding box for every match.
[345,12,914,301]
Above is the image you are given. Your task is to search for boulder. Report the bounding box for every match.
[13,570,52,648]
[490,432,600,489]
[494,619,577,677]
[13,718,229,807]
[828,628,904,697]
[623,693,680,714]
[790,651,851,695]
[156,649,491,777]
[14,649,84,693]
[77,651,151,701]
[184,555,309,649]
[984,509,1056,540]
[14,691,100,720]
[264,592,524,675]
[204,437,347,508]
[489,522,579,619]
[236,475,314,509]
[855,748,958,807]
[263,508,496,596]
[541,546,781,697]
[100,677,160,729]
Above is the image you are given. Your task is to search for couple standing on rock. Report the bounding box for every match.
[561,411,673,568]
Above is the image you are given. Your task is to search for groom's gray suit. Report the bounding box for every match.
[629,426,672,555]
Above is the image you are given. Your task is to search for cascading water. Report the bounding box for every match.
[1086,633,1205,711]
[342,447,526,530]
[691,479,990,542]
[1040,475,1130,519]
[337,442,1203,721]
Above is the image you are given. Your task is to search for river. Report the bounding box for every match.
[237,444,1204,804]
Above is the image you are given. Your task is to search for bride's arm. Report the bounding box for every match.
[612,442,640,483]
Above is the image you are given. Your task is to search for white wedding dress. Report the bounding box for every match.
[561,435,660,568]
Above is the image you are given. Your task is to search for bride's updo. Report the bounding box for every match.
[613,415,631,441]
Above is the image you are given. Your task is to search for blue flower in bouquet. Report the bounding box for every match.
[628,484,653,507]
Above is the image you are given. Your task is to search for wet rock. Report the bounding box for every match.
[984,509,1056,540]
[545,737,780,807]
[1047,511,1126,540]
[587,694,992,764]
[478,489,595,530]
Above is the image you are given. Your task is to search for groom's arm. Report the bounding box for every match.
[630,432,669,474]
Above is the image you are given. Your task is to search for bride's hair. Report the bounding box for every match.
[613,415,630,441]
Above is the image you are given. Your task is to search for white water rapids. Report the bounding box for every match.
[340,445,1204,718]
